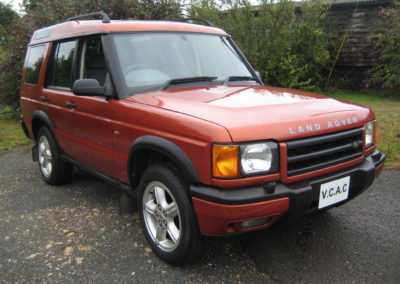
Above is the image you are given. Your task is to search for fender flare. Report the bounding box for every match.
[128,135,200,185]
[31,111,57,161]
[31,110,55,138]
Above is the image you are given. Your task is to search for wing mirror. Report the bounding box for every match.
[72,79,106,97]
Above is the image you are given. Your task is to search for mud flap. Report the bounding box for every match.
[32,145,38,161]
[119,190,137,215]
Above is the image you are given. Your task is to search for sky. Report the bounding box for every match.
[1,0,23,13]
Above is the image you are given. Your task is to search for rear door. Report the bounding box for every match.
[42,37,115,177]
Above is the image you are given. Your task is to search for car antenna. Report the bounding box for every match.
[67,11,111,23]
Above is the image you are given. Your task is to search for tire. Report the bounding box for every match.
[36,127,73,185]
[138,163,202,265]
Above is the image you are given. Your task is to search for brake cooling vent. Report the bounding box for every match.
[286,128,363,176]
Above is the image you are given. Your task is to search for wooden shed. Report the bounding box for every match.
[327,0,395,66]
[323,0,397,86]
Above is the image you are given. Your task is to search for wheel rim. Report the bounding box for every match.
[38,135,53,178]
[142,181,181,252]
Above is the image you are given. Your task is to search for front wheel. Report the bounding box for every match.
[138,164,201,265]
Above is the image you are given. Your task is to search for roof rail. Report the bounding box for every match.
[67,11,111,23]
[179,17,214,27]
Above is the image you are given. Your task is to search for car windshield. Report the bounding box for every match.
[112,33,255,92]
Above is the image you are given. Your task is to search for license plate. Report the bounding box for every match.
[318,176,350,209]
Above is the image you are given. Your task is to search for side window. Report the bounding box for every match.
[78,38,108,86]
[25,45,46,85]
[47,40,76,89]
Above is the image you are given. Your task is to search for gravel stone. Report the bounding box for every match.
[0,146,398,283]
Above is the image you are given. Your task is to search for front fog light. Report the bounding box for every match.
[365,120,375,148]
[240,142,278,175]
[240,217,271,229]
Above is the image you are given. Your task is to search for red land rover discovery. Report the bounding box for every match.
[19,12,385,265]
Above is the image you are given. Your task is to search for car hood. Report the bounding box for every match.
[126,85,372,142]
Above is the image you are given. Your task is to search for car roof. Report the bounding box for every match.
[29,20,228,45]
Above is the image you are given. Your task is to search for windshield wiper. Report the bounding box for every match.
[162,76,217,90]
[223,76,258,85]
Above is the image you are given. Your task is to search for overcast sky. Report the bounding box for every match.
[1,0,23,13]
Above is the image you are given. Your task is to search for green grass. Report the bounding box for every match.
[0,119,32,153]
[0,106,32,153]
[327,89,400,169]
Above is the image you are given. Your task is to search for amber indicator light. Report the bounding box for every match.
[212,145,239,178]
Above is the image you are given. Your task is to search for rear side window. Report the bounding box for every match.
[25,45,46,85]
[47,40,76,89]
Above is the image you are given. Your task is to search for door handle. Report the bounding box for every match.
[65,101,76,109]
[39,96,49,102]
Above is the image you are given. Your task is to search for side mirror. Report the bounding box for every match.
[72,79,106,97]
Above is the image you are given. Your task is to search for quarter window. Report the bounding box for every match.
[25,45,46,85]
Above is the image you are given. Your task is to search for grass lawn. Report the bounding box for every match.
[0,117,32,153]
[0,108,32,153]
[328,90,400,169]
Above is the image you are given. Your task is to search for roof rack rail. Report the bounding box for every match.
[67,11,111,23]
[179,17,214,27]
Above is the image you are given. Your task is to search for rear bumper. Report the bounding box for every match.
[190,150,385,236]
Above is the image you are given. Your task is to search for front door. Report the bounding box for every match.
[42,37,115,177]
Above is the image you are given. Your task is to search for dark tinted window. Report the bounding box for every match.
[50,40,76,88]
[25,45,46,84]
[81,38,107,85]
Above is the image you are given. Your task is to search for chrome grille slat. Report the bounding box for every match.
[286,128,363,176]
[287,140,364,163]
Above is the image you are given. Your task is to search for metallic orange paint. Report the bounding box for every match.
[30,20,227,45]
[192,197,290,236]
[20,19,385,238]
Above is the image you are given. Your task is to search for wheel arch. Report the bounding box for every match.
[31,110,55,140]
[128,136,200,187]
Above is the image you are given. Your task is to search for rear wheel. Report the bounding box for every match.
[138,164,201,265]
[36,127,73,185]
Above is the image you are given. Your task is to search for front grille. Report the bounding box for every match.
[286,128,363,176]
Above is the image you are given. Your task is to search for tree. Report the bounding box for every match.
[367,3,400,90]
[190,0,333,91]
[0,3,18,46]
[0,0,182,107]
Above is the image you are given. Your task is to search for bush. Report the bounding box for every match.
[189,0,333,91]
[0,0,182,107]
[366,3,400,91]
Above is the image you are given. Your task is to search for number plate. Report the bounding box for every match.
[318,176,350,209]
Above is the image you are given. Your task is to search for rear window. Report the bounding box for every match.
[25,45,46,85]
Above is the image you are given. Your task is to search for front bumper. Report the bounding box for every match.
[191,150,385,236]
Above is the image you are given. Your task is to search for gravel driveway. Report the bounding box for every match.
[1,146,399,283]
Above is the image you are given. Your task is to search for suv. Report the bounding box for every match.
[20,12,385,265]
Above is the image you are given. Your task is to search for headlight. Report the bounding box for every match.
[364,120,376,148]
[212,142,279,179]
[240,142,279,175]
